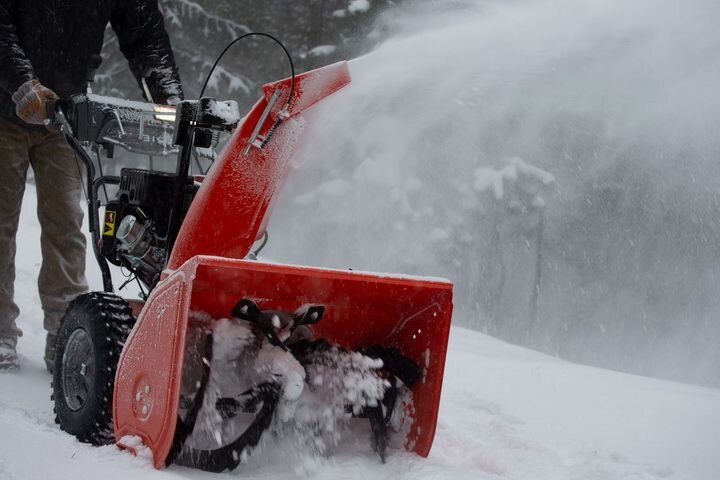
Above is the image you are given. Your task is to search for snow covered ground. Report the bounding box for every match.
[2,1,719,474]
[0,185,717,480]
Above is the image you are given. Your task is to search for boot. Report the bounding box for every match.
[0,337,19,372]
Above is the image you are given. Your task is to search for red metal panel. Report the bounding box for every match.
[115,256,452,465]
[167,62,351,270]
[113,271,191,469]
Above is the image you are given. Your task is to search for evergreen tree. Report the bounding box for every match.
[95,0,404,110]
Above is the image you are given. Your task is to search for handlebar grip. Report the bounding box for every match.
[44,100,61,130]
[45,100,73,134]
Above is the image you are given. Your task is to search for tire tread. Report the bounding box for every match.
[52,292,136,446]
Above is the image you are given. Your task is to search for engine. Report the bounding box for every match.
[100,168,199,291]
[54,93,239,294]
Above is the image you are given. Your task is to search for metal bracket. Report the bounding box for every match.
[244,89,283,156]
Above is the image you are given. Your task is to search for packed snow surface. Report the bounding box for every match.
[1,184,718,479]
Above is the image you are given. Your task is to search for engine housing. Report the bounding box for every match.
[100,168,198,290]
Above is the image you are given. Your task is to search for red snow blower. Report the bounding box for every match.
[50,36,453,472]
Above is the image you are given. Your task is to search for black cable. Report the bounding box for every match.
[95,150,110,202]
[119,265,132,279]
[251,231,269,258]
[135,276,148,299]
[192,151,205,175]
[118,276,134,291]
[198,32,296,113]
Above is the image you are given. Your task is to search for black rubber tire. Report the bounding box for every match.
[52,292,136,446]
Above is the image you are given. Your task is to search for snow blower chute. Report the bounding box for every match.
[50,44,453,473]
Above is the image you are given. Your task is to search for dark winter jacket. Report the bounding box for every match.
[0,0,183,125]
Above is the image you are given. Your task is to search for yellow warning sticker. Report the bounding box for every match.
[103,211,116,237]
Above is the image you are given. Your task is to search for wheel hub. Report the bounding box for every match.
[62,328,96,411]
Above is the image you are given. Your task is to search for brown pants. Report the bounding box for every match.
[0,117,88,344]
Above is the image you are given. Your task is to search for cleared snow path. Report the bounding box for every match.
[0,185,717,480]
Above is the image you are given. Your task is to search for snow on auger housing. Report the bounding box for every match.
[49,39,453,473]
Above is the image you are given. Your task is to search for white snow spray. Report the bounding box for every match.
[267,0,720,387]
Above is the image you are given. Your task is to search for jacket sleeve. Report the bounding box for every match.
[0,0,35,95]
[110,0,183,104]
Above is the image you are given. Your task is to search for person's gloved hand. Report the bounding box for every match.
[11,79,59,126]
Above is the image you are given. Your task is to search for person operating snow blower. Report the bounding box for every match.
[0,0,183,372]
